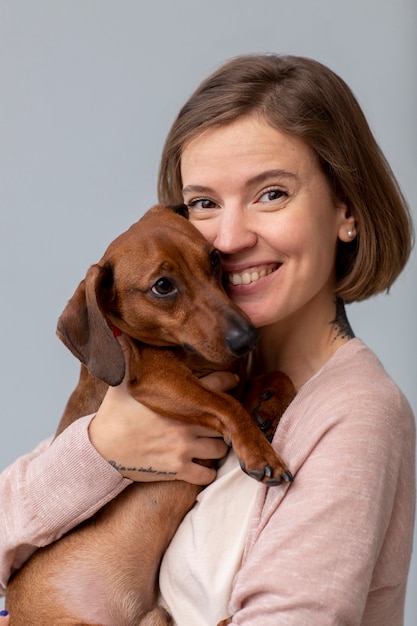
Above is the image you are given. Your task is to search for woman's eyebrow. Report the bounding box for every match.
[182,169,298,195]
[247,169,298,186]
[182,184,215,195]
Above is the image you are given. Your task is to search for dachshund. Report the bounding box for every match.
[6,204,295,625]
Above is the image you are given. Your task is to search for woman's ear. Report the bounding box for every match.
[337,203,357,242]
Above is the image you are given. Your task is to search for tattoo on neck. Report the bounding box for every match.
[108,460,177,476]
[330,298,355,343]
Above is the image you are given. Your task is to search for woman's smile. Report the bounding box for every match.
[225,263,280,287]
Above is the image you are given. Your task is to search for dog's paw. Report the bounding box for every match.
[239,460,293,486]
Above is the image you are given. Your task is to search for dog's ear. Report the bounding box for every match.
[56,264,125,386]
[167,203,189,219]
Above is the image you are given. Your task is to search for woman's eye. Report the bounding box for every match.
[151,277,177,297]
[258,188,287,203]
[187,198,217,210]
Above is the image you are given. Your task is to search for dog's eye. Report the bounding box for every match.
[151,277,177,297]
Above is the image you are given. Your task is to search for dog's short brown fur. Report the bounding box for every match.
[6,205,295,625]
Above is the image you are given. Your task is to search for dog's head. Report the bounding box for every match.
[57,204,258,385]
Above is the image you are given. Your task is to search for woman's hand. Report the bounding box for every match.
[0,611,9,625]
[88,339,237,486]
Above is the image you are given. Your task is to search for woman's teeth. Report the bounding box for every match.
[227,267,275,286]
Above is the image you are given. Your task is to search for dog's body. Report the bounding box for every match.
[6,205,295,625]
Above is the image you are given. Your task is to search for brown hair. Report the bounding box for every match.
[158,54,414,302]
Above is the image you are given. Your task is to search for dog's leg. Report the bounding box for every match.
[129,349,295,485]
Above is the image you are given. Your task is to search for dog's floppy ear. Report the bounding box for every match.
[167,203,189,219]
[56,264,126,386]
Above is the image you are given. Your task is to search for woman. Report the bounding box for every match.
[1,54,415,625]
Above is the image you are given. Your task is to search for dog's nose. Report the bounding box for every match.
[225,320,258,356]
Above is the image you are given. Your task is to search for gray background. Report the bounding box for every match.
[1,0,416,621]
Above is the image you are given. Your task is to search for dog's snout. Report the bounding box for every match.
[225,319,258,356]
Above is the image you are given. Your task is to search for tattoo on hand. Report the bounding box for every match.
[108,460,177,476]
[330,298,355,342]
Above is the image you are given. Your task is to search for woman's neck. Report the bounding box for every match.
[251,298,354,391]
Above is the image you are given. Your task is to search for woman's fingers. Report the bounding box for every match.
[0,611,10,625]
[200,370,239,392]
[182,462,217,486]
[188,432,229,460]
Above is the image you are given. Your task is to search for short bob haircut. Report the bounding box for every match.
[158,54,414,303]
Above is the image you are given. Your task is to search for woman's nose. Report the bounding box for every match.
[212,208,257,254]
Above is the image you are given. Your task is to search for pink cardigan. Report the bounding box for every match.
[0,339,415,625]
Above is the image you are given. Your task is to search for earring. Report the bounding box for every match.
[347,229,355,238]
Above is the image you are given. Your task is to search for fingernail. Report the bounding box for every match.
[0,610,9,616]
[111,325,122,337]
[233,373,240,383]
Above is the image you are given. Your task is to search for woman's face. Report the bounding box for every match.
[181,115,352,329]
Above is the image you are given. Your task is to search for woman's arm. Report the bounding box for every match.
[228,388,415,625]
[0,370,233,596]
[0,414,131,595]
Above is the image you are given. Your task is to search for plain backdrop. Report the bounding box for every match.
[1,0,416,621]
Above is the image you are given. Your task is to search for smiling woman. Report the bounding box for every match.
[155,54,415,625]
[160,55,412,304]
[180,117,353,340]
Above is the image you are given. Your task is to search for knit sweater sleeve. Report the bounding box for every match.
[0,414,131,596]
[228,342,416,625]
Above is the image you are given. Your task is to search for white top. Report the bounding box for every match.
[159,449,260,625]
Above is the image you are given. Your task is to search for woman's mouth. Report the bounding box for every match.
[225,264,281,286]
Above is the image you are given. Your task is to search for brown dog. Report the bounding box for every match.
[6,204,295,625]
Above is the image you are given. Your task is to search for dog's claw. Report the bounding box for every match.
[247,469,266,481]
[265,477,283,486]
[252,408,272,432]
[264,470,294,486]
[239,460,264,481]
